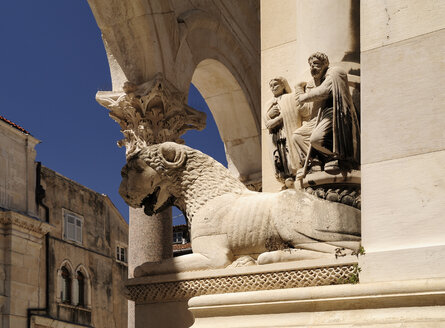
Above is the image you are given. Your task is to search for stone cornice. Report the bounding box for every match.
[0,211,53,235]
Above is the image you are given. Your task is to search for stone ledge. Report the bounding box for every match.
[188,278,445,327]
[125,257,359,304]
[32,315,93,328]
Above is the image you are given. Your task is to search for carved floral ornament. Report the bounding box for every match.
[0,211,53,235]
[96,73,206,158]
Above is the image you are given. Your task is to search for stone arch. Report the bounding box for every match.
[57,259,74,303]
[191,59,261,183]
[74,264,92,307]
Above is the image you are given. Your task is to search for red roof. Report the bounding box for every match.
[173,242,191,251]
[0,115,30,135]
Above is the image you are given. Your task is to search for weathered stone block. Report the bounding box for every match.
[260,0,297,50]
[261,41,298,108]
[359,245,445,283]
[362,29,445,164]
[362,0,445,51]
[9,266,29,285]
[362,150,445,253]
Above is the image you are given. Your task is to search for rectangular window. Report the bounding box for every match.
[63,211,83,244]
[173,231,183,243]
[116,245,127,263]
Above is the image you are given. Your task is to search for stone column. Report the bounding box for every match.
[127,207,172,328]
[97,73,205,266]
[128,207,172,276]
[96,74,206,327]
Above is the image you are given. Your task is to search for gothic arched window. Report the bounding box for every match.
[75,271,85,306]
[61,266,71,303]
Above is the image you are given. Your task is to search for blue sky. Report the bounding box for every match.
[0,1,226,224]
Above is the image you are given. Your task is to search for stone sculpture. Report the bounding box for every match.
[292,52,360,179]
[264,77,302,180]
[119,142,361,277]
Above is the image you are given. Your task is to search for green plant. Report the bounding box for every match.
[335,263,361,285]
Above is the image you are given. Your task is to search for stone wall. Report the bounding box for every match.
[0,212,51,328]
[39,167,128,328]
[0,120,39,216]
[360,0,445,282]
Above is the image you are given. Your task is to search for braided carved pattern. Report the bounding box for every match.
[126,264,356,303]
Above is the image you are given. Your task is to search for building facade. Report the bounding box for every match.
[0,116,128,328]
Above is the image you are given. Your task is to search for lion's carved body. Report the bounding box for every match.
[119,142,361,276]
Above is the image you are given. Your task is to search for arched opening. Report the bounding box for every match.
[172,60,262,227]
[74,271,85,306]
[61,266,71,304]
[74,265,91,308]
[191,59,261,185]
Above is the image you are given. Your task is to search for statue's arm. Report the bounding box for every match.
[265,114,283,131]
[295,86,311,118]
[299,76,332,103]
[264,100,283,131]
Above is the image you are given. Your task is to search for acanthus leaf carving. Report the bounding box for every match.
[96,73,206,158]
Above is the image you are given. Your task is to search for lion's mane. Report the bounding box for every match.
[134,144,249,222]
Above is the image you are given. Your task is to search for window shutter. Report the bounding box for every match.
[75,218,82,243]
[65,215,76,241]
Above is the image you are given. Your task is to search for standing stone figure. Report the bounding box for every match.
[292,52,360,179]
[264,77,303,180]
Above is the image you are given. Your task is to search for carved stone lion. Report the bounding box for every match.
[119,142,361,276]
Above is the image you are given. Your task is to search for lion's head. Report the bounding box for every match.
[119,142,186,216]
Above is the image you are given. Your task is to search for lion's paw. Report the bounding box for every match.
[227,255,257,268]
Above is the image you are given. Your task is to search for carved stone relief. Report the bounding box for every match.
[125,264,357,303]
[265,53,360,184]
[264,53,361,209]
[293,52,360,180]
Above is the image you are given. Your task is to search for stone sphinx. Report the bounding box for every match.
[119,142,360,277]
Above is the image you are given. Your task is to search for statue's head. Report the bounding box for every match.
[119,142,186,215]
[308,52,329,80]
[269,77,291,97]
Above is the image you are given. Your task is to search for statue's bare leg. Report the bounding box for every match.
[134,234,233,277]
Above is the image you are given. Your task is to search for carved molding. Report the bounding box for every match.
[96,73,206,158]
[300,170,361,209]
[125,264,357,303]
[0,211,53,235]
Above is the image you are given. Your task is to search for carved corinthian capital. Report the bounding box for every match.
[96,73,206,158]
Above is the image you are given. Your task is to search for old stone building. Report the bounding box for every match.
[0,115,128,328]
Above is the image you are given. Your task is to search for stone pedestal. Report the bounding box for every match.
[125,257,359,328]
[189,278,445,327]
[300,170,361,209]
